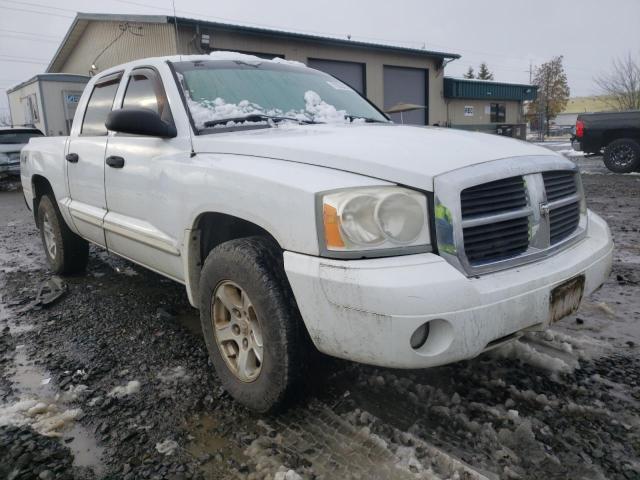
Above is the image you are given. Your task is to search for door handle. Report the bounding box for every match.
[65,153,79,163]
[106,156,125,168]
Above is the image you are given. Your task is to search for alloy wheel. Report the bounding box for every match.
[42,212,57,259]
[211,280,264,382]
[611,145,635,168]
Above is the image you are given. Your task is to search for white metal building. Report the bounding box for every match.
[7,74,89,136]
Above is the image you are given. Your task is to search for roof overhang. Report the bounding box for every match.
[8,73,90,94]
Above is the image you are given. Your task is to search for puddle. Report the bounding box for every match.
[186,413,248,478]
[1,288,106,476]
[8,348,107,474]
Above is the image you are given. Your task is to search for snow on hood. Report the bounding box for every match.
[191,123,561,190]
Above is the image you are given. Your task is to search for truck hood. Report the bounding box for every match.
[191,123,558,189]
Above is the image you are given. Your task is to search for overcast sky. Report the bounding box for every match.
[1,0,639,119]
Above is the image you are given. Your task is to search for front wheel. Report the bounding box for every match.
[199,236,306,412]
[37,194,89,274]
[603,138,640,173]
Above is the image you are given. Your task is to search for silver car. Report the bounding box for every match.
[0,127,43,179]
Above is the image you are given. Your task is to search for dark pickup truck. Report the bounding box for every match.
[573,110,640,173]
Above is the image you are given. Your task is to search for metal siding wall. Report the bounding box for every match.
[52,22,450,123]
[6,82,45,132]
[444,78,535,102]
[59,21,177,74]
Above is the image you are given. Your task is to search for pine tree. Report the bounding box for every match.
[463,66,475,79]
[529,56,570,136]
[476,62,494,80]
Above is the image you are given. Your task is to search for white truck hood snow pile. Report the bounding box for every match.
[193,123,558,189]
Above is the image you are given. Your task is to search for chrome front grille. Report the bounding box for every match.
[461,176,527,218]
[434,156,588,276]
[461,177,529,263]
[549,201,580,244]
[542,171,581,245]
[543,171,577,201]
[463,216,530,263]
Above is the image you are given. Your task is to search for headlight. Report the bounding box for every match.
[319,186,430,256]
[0,153,9,165]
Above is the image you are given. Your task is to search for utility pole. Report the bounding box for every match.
[526,61,534,84]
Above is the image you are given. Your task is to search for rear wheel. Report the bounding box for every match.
[603,138,640,173]
[199,236,306,412]
[37,194,89,274]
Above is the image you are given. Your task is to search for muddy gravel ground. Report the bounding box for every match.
[1,150,639,480]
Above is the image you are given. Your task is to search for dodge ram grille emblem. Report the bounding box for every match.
[539,202,550,217]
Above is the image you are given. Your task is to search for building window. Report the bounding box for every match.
[490,103,506,123]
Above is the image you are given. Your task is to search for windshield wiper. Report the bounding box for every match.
[203,113,316,128]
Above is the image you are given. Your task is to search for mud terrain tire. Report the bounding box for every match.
[37,194,89,274]
[603,138,640,173]
[199,236,306,412]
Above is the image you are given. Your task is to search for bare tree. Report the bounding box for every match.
[529,56,570,136]
[595,53,640,111]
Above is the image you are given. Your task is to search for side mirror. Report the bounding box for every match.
[106,108,177,138]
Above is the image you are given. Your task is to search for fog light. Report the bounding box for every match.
[410,322,430,350]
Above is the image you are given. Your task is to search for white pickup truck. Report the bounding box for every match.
[21,52,613,412]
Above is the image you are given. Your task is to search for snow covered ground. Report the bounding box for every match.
[1,162,639,479]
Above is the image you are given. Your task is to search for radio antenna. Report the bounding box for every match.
[171,0,181,60]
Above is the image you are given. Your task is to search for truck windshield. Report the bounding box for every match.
[171,59,389,131]
[0,129,43,144]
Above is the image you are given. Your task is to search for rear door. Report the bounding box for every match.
[103,67,186,281]
[307,59,366,95]
[383,66,428,125]
[66,72,121,246]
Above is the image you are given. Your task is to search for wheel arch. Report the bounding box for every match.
[603,129,640,146]
[30,174,54,223]
[183,211,283,307]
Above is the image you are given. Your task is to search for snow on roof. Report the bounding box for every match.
[207,51,307,68]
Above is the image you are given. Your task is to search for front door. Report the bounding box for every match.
[66,73,121,246]
[103,67,186,281]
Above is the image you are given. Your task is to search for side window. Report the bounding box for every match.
[81,77,120,136]
[122,69,173,125]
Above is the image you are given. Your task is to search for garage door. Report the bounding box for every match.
[383,66,428,125]
[307,59,366,95]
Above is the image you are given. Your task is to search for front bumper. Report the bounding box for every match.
[572,139,582,152]
[284,210,613,369]
[0,162,20,177]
